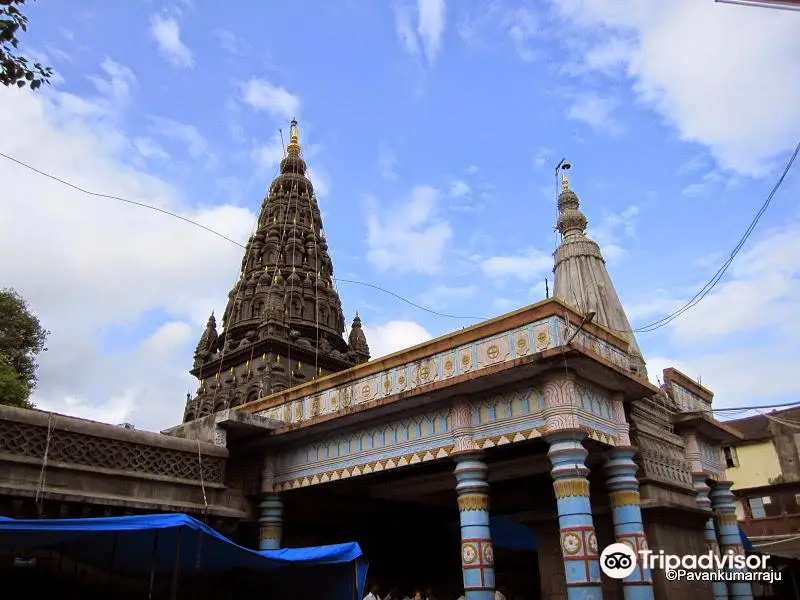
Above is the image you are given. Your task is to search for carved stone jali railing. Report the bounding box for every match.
[0,419,224,484]
[0,405,247,519]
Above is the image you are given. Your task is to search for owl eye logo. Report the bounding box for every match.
[600,543,638,579]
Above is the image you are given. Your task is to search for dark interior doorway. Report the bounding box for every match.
[281,447,549,600]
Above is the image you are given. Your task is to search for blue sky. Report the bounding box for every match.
[1,0,799,430]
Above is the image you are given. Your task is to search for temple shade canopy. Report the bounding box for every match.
[0,513,368,599]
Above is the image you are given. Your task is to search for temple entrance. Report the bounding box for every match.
[280,438,575,600]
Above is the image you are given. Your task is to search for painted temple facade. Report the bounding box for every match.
[0,122,757,600]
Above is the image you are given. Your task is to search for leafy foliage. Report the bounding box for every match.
[0,288,49,409]
[1,0,52,90]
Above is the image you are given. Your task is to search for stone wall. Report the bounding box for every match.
[0,405,248,520]
[643,513,715,600]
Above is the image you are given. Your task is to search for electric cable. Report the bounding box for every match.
[618,140,799,334]
[2,139,798,332]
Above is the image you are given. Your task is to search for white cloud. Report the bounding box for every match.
[415,284,478,310]
[149,15,193,69]
[252,132,286,170]
[587,204,640,263]
[307,167,331,199]
[393,0,447,66]
[449,179,470,197]
[147,116,210,160]
[566,93,623,135]
[647,349,800,411]
[378,143,399,181]
[239,78,300,121]
[534,147,552,169]
[0,81,255,432]
[366,185,453,274]
[88,58,136,107]
[215,28,240,54]
[632,223,800,408]
[504,8,537,62]
[133,137,170,161]
[417,0,447,64]
[551,0,800,176]
[481,247,553,281]
[665,226,800,342]
[458,5,539,63]
[363,320,433,359]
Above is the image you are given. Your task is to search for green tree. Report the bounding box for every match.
[1,0,52,89]
[0,288,49,408]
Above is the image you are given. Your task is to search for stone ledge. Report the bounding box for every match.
[0,453,226,488]
[0,483,247,519]
[0,405,227,457]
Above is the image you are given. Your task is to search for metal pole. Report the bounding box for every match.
[148,530,160,600]
[170,528,183,600]
[105,532,119,593]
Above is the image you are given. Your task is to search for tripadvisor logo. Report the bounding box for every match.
[600,543,638,579]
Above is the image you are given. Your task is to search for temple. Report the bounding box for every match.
[184,120,370,421]
[0,125,760,600]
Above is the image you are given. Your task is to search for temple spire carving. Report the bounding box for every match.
[183,119,369,423]
[552,168,647,378]
[348,312,370,365]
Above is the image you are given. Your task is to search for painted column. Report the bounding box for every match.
[693,474,729,600]
[454,452,495,600]
[605,447,654,600]
[451,400,495,600]
[259,454,283,551]
[258,493,283,550]
[710,481,753,600]
[547,430,603,600]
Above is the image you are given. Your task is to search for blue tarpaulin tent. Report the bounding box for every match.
[0,513,367,600]
[740,525,755,552]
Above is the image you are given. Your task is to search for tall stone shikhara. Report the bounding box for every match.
[552,172,647,378]
[183,120,370,423]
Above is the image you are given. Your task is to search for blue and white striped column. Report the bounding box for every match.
[258,493,283,550]
[454,451,495,600]
[693,473,729,600]
[710,481,753,600]
[605,447,654,600]
[546,430,603,600]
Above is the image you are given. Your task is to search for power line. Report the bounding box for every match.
[624,140,800,334]
[0,150,487,321]
[0,152,246,248]
[3,140,798,330]
[713,400,800,414]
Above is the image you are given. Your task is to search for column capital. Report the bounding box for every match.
[544,429,586,444]
[453,449,486,462]
[605,445,637,460]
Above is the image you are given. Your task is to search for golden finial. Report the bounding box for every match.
[297,362,302,370]
[261,353,267,362]
[214,373,220,381]
[286,118,301,154]
[276,354,281,364]
[560,161,572,192]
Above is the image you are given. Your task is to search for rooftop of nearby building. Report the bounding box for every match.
[725,406,800,444]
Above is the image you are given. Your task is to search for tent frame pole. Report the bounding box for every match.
[148,529,160,600]
[105,532,119,592]
[170,528,183,600]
